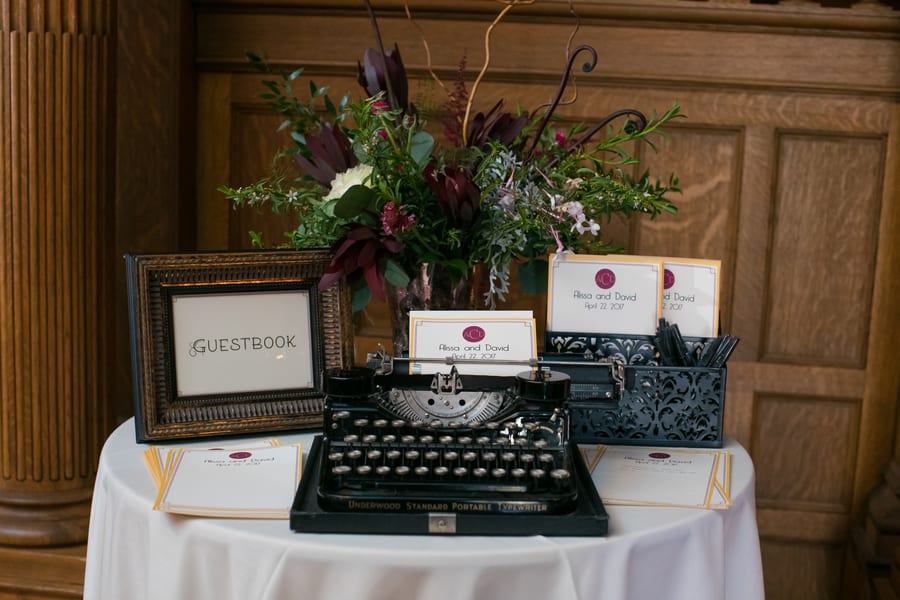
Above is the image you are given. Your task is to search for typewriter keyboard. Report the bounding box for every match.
[317,404,579,515]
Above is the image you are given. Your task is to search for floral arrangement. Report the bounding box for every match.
[220,0,682,312]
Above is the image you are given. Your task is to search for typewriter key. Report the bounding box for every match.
[373,419,388,428]
[462,451,478,462]
[429,420,443,429]
[538,453,555,464]
[391,419,406,428]
[333,410,351,420]
[414,466,430,476]
[404,450,420,460]
[533,439,549,449]
[453,467,468,477]
[473,467,488,477]
[515,438,530,446]
[501,452,517,462]
[491,468,507,478]
[419,435,434,444]
[395,465,411,476]
[366,449,382,460]
[386,450,402,460]
[439,435,454,444]
[331,465,352,475]
[520,453,535,463]
[550,468,571,480]
[457,436,473,445]
[475,436,491,445]
[382,434,397,443]
[401,435,416,444]
[343,434,359,443]
[443,451,459,461]
[482,451,497,463]
[530,468,547,479]
[353,418,369,427]
[375,465,391,476]
[346,449,362,460]
[511,468,527,478]
[328,452,344,462]
[485,421,500,430]
[424,450,440,461]
[356,465,373,475]
[434,466,449,476]
[362,434,377,443]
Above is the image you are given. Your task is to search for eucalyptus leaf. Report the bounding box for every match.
[333,185,374,218]
[384,259,410,288]
[410,131,435,167]
[320,198,338,218]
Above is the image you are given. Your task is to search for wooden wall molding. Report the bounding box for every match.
[192,0,900,35]
[194,7,900,97]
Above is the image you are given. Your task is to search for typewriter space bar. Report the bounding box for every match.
[354,480,529,494]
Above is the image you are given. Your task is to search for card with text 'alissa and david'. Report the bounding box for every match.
[547,254,721,339]
[408,310,537,377]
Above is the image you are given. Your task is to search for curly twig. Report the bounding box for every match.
[403,3,447,94]
[461,0,535,146]
[525,44,598,159]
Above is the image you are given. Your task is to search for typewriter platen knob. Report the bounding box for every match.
[324,367,376,401]
[515,368,571,406]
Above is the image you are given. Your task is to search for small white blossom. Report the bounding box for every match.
[574,218,600,235]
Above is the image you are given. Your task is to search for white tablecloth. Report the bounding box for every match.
[84,419,764,600]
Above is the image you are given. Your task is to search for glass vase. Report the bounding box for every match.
[386,263,485,355]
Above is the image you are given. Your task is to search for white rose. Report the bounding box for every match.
[323,164,374,201]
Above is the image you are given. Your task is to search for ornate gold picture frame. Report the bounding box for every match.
[126,250,353,442]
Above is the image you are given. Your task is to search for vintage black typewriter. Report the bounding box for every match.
[290,351,608,536]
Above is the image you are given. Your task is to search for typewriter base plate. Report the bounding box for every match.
[290,436,608,537]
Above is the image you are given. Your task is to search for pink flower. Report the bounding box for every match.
[555,132,567,146]
[381,201,416,235]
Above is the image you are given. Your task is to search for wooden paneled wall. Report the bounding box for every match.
[186,2,900,598]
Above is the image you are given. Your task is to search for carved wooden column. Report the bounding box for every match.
[0,1,115,545]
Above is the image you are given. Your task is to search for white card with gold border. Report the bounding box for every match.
[152,443,303,519]
[662,258,721,338]
[408,310,536,377]
[547,254,664,336]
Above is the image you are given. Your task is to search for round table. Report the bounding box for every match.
[83,419,764,600]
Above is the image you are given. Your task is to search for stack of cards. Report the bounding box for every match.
[144,439,303,519]
[547,254,721,339]
[581,445,732,510]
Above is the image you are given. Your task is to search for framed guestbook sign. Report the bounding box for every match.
[125,250,353,442]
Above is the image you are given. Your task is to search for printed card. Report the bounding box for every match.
[662,259,721,338]
[547,254,664,336]
[408,310,536,376]
[153,443,303,519]
[588,445,731,509]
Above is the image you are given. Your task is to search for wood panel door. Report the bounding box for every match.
[190,2,900,597]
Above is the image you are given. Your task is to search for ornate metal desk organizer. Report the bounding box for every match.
[546,331,727,448]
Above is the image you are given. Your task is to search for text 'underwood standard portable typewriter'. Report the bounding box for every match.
[289,350,608,536]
